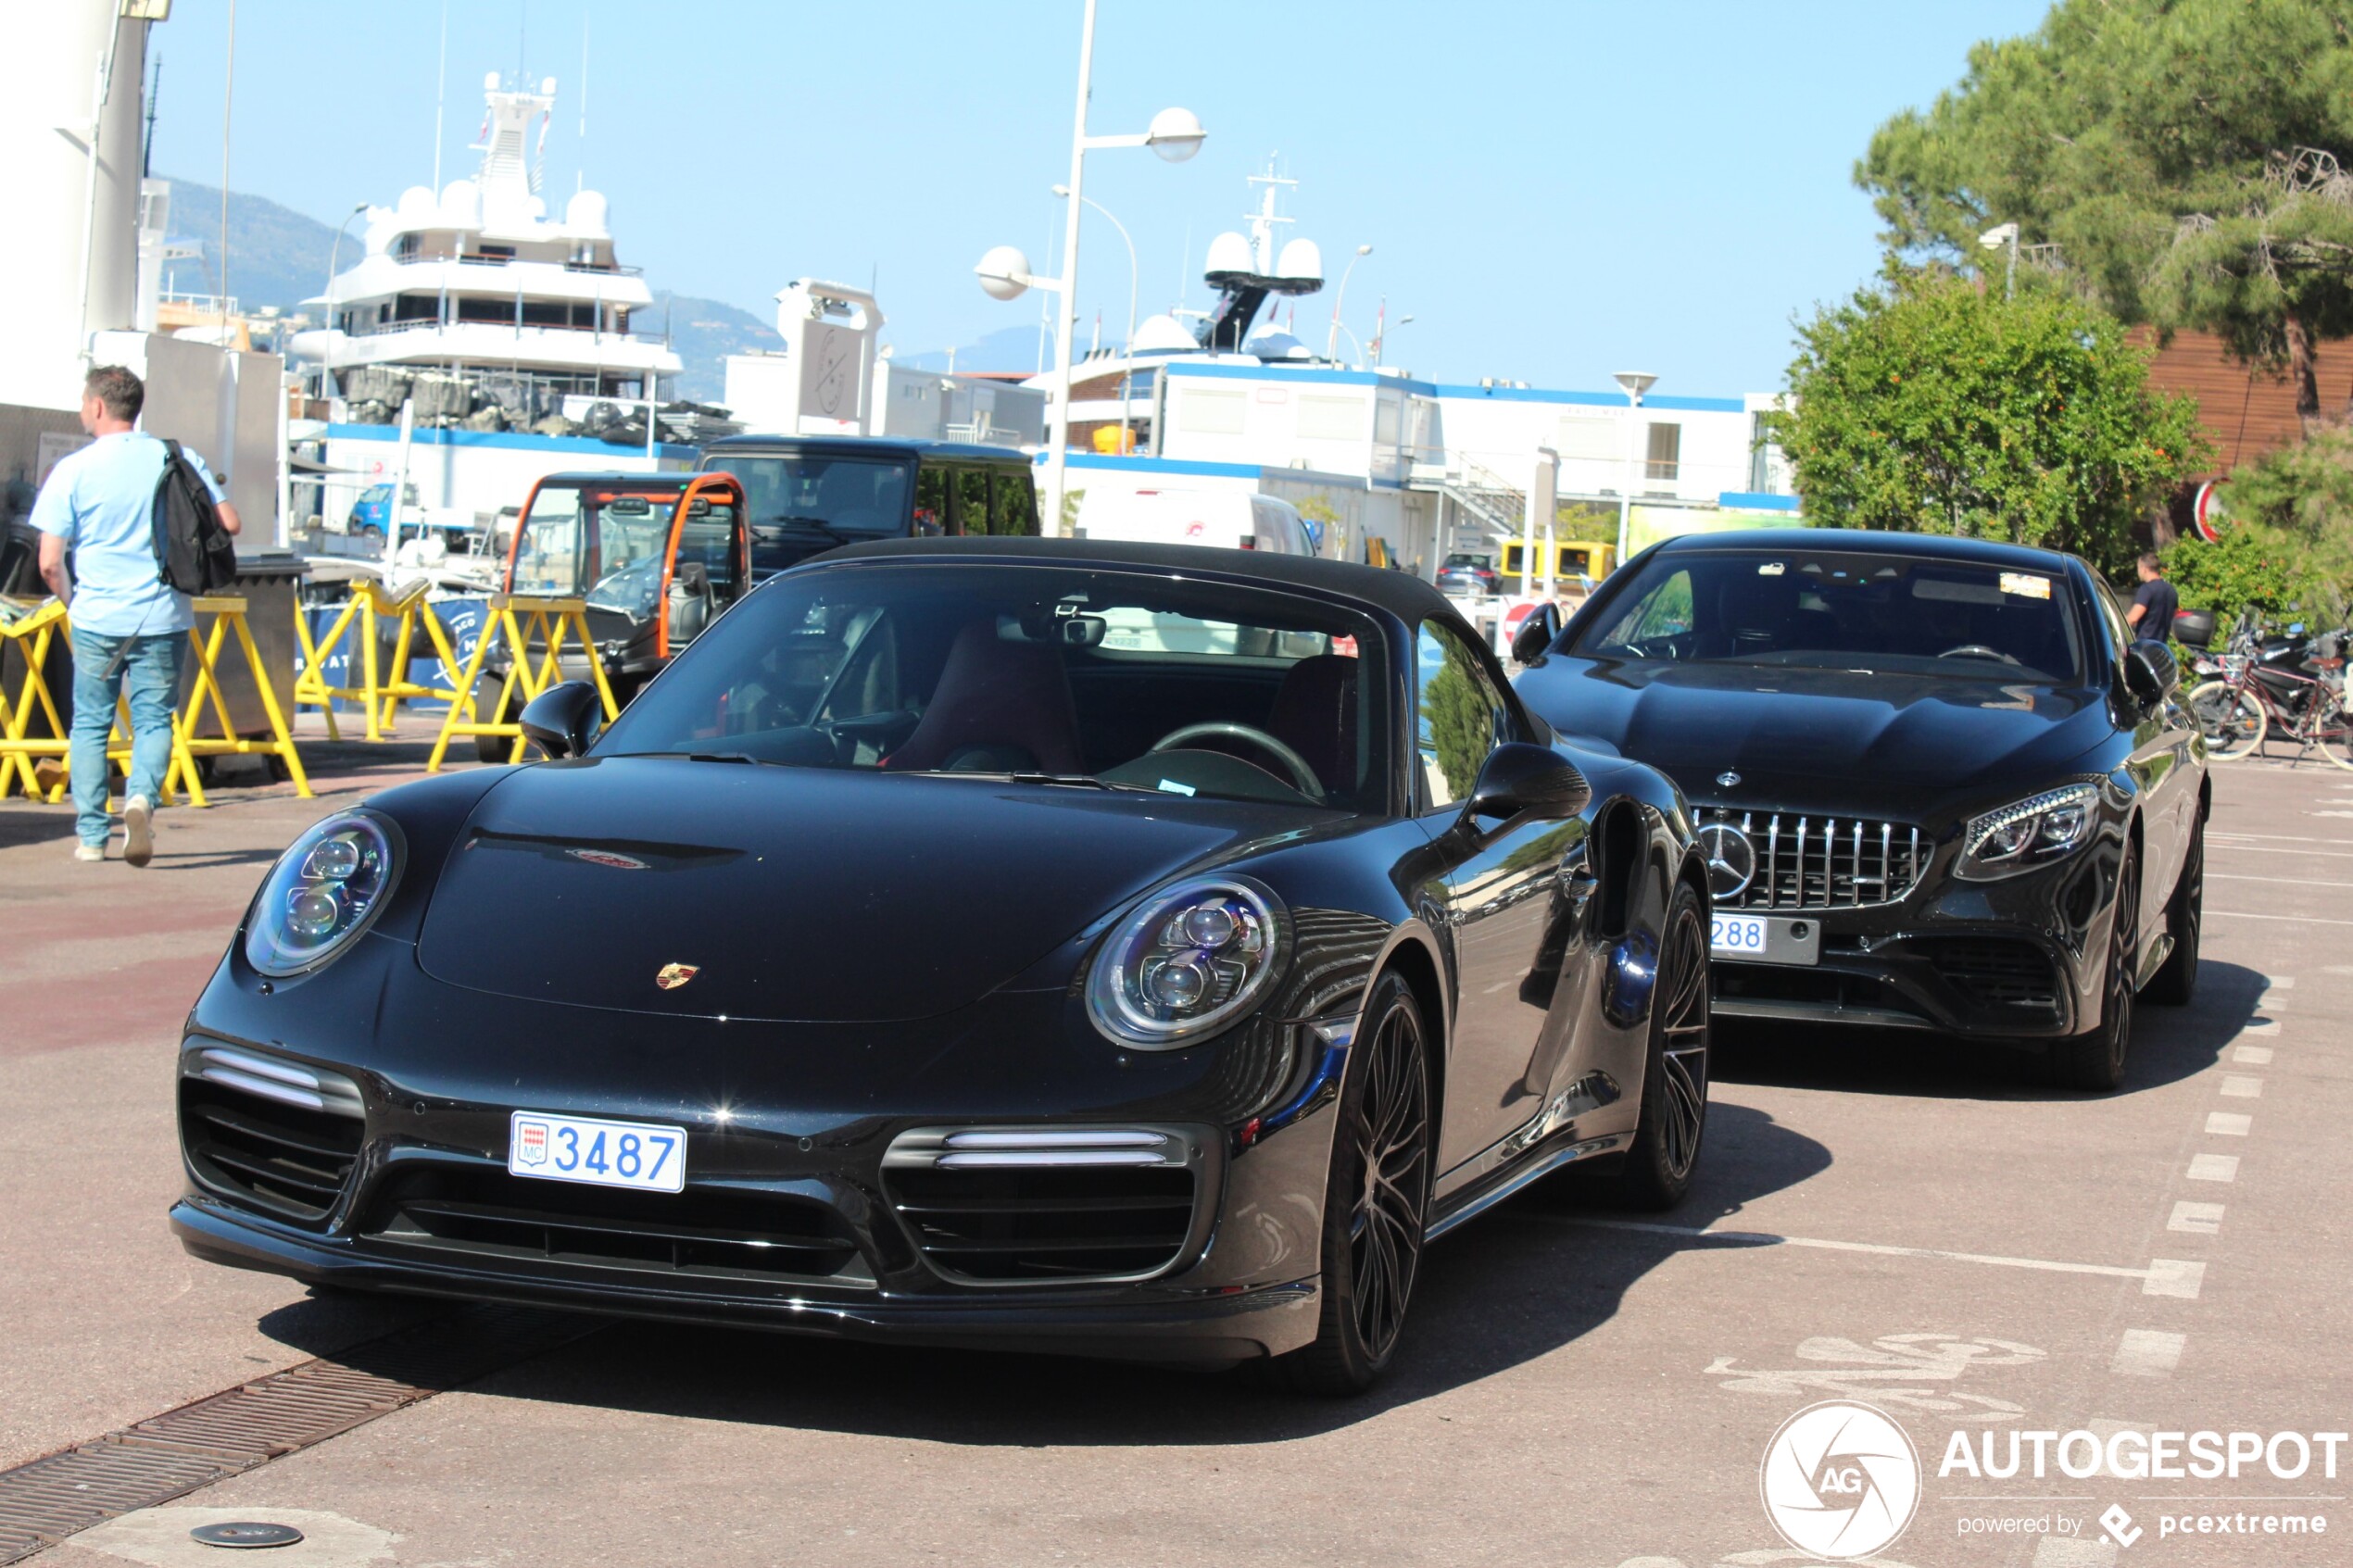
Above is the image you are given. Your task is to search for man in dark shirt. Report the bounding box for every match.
[2127,553,2179,644]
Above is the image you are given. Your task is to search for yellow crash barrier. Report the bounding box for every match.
[294,578,471,741]
[166,596,312,805]
[0,598,72,800]
[427,594,618,771]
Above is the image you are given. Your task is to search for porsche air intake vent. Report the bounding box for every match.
[178,1042,365,1223]
[1701,809,1929,910]
[882,1127,1203,1285]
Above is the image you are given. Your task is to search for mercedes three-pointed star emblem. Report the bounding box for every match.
[1695,822,1756,899]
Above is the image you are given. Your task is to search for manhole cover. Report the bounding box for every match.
[190,1520,307,1549]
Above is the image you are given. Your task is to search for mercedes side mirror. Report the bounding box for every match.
[519,681,604,759]
[1511,602,1564,666]
[2122,642,2180,705]
[1464,742,1591,824]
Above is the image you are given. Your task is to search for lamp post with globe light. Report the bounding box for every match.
[1053,183,1138,453]
[1613,370,1656,563]
[976,0,1202,533]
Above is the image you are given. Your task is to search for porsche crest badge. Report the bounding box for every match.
[655,963,700,991]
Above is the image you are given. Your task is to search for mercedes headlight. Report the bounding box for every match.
[245,810,402,976]
[1087,876,1288,1047]
[1957,784,2096,881]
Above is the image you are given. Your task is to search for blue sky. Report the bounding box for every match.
[146,0,2051,395]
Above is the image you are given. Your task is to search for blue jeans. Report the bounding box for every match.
[69,629,183,847]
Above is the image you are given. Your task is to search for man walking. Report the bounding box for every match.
[33,365,239,866]
[2126,552,2179,646]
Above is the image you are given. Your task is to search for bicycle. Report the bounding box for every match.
[2183,612,2353,769]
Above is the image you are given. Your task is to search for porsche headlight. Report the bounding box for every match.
[245,811,401,976]
[1087,876,1287,1047]
[1957,784,2096,881]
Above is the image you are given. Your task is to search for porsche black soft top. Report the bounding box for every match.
[803,535,1463,625]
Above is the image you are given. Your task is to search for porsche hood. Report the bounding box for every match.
[412,758,1300,1022]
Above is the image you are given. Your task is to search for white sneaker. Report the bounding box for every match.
[72,842,104,863]
[123,795,154,868]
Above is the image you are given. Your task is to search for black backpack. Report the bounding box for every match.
[151,439,238,596]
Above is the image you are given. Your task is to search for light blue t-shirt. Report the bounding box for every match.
[31,432,226,638]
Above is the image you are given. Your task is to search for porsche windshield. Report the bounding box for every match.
[1574,549,2087,684]
[596,563,1387,809]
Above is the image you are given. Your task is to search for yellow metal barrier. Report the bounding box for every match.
[167,596,312,804]
[0,599,71,800]
[427,595,618,771]
[294,579,471,741]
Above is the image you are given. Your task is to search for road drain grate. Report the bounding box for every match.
[0,1304,599,1562]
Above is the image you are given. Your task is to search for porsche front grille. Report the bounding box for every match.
[882,1127,1202,1284]
[1701,809,1930,910]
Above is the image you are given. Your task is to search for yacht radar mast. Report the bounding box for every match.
[1196,158,1324,352]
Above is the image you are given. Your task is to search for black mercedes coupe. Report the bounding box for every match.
[173,538,1712,1393]
[1512,529,2208,1091]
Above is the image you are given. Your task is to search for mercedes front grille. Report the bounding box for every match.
[1701,809,1930,910]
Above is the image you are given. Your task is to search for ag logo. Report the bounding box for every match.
[1759,1399,1921,1561]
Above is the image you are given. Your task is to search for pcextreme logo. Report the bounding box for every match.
[1759,1399,1923,1561]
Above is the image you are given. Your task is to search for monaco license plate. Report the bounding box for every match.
[1710,911,1821,967]
[508,1110,686,1193]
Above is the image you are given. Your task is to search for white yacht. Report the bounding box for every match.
[291,71,680,424]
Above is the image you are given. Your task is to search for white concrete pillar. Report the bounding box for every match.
[0,1,151,409]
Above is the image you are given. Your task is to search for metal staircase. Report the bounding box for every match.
[1435,460,1527,547]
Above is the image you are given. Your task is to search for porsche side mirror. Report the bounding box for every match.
[2122,642,2179,705]
[1464,742,1591,823]
[519,681,603,759]
[1511,602,1564,666]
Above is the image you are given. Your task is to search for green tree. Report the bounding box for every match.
[1763,274,2211,573]
[1857,0,2353,429]
[1420,642,1494,804]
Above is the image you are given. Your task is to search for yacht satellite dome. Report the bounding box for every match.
[439,179,484,231]
[1130,313,1197,355]
[1242,325,1312,361]
[395,186,438,225]
[1203,231,1254,283]
[564,189,610,236]
[1276,238,1324,285]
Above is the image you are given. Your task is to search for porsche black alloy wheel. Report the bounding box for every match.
[2054,846,2138,1092]
[1618,880,1711,1210]
[2145,814,2203,1007]
[1277,970,1432,1396]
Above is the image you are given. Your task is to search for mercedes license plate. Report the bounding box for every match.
[1710,911,1821,967]
[508,1110,686,1193]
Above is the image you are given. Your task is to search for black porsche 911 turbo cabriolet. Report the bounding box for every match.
[173,538,1712,1393]
[1511,529,2207,1091]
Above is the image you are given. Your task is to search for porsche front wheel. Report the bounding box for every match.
[1276,970,1432,1397]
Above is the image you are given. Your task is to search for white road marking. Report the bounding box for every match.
[2209,830,2353,844]
[2207,1111,2253,1135]
[1545,1215,2184,1286]
[2211,872,2353,888]
[2187,1153,2240,1182]
[2241,1017,2283,1035]
[2233,1045,2274,1065]
[2112,1328,2187,1377]
[2208,908,2353,927]
[2221,1074,2265,1098]
[2266,975,2296,987]
[2168,1201,2224,1235]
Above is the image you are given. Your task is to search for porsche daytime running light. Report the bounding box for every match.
[1957,784,2096,881]
[245,811,401,976]
[1087,877,1286,1047]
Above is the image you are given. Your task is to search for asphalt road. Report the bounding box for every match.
[2,732,2346,1568]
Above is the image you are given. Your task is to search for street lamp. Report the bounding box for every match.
[1613,370,1656,563]
[1053,183,1138,453]
[1979,221,2020,300]
[976,0,1202,533]
[1326,243,1373,366]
